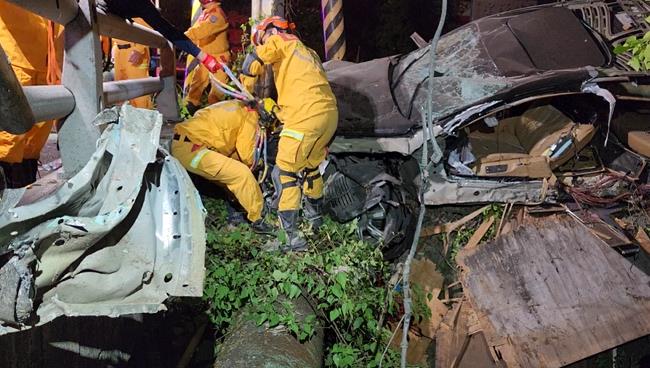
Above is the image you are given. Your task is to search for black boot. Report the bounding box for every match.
[251,218,275,235]
[303,197,324,231]
[278,210,307,252]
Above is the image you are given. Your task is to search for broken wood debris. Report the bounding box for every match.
[456,218,650,368]
[420,205,490,238]
[435,300,500,368]
[465,216,494,249]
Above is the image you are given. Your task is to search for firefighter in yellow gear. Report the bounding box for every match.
[0,2,62,188]
[241,16,338,251]
[184,0,230,112]
[112,18,153,109]
[171,99,274,233]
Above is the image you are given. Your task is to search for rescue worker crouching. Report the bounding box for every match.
[171,99,274,234]
[184,0,231,113]
[240,16,339,251]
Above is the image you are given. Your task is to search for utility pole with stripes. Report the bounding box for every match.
[321,0,346,60]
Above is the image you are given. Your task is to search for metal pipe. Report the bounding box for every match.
[96,11,168,49]
[6,0,79,25]
[321,0,346,60]
[103,78,164,105]
[23,86,75,123]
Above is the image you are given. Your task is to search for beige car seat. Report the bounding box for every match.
[611,111,650,157]
[469,105,596,178]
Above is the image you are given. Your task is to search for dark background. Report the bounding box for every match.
[159,0,553,62]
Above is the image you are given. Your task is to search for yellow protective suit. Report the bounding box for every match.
[172,100,264,222]
[0,2,57,164]
[112,18,153,109]
[183,0,202,101]
[243,33,338,211]
[184,2,230,106]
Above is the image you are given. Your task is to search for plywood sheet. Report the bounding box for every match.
[458,218,650,368]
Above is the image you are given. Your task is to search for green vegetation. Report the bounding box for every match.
[613,16,650,71]
[202,197,426,367]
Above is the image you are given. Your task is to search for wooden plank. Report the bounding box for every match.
[436,301,502,368]
[465,216,495,249]
[457,218,650,368]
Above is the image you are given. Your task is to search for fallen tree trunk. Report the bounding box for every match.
[214,296,323,368]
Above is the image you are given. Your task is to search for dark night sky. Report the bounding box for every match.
[161,0,549,62]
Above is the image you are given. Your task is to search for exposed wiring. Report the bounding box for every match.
[400,0,447,367]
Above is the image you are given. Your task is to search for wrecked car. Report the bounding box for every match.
[323,0,650,258]
[0,106,206,333]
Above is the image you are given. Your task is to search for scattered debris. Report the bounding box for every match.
[457,218,650,367]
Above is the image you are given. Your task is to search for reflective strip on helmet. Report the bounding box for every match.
[190,148,211,169]
[280,129,304,141]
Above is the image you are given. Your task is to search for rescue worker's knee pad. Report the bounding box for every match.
[303,166,323,199]
[272,165,303,211]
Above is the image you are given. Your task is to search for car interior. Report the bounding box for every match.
[447,93,650,181]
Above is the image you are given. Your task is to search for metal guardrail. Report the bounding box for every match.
[5,0,180,176]
[23,86,75,123]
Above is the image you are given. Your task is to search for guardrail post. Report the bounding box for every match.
[0,45,35,135]
[155,43,180,122]
[58,0,104,177]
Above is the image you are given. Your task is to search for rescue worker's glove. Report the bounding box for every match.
[242,52,263,77]
[199,53,222,73]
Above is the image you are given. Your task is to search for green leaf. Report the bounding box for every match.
[335,272,348,288]
[646,15,650,23]
[330,308,341,321]
[271,270,286,281]
[630,57,642,71]
[625,35,639,46]
[613,45,630,55]
[341,302,351,316]
[289,284,301,299]
[331,284,344,298]
[353,317,364,329]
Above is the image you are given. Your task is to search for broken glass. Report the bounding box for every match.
[391,25,510,125]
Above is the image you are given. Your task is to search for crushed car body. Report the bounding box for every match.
[322,1,650,257]
[0,105,205,334]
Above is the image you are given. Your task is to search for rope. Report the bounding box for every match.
[400,1,447,366]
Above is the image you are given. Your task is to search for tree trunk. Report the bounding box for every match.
[214,296,323,368]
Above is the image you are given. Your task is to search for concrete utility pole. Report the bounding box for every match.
[321,0,346,60]
[251,0,284,19]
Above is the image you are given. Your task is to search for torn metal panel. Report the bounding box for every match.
[423,163,551,205]
[457,218,650,367]
[329,130,424,155]
[0,105,206,334]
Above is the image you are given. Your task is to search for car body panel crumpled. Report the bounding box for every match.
[0,105,206,334]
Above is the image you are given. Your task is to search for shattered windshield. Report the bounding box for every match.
[391,25,510,124]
